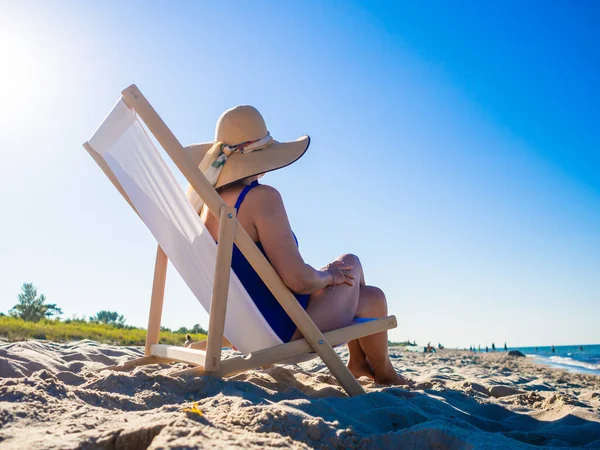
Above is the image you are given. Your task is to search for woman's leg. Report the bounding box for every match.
[347,334,374,379]
[347,264,373,379]
[292,254,372,378]
[293,254,407,385]
[354,286,408,385]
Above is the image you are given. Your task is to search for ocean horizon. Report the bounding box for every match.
[409,344,600,376]
[507,344,600,376]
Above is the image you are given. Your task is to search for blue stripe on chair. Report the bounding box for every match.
[353,317,376,324]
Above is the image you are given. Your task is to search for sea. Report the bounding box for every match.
[510,344,600,376]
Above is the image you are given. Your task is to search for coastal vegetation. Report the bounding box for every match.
[89,310,126,327]
[0,316,204,345]
[1,283,206,345]
[8,283,62,322]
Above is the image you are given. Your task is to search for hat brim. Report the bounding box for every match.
[184,135,310,189]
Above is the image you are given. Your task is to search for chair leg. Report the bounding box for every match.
[204,206,236,372]
[145,245,168,356]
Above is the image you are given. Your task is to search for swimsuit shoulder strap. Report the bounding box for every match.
[234,180,260,212]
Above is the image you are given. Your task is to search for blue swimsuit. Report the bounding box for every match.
[230,181,310,343]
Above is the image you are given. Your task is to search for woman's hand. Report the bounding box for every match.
[322,260,355,289]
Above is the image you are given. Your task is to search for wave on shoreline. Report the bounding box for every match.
[526,354,600,375]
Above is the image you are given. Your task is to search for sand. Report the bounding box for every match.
[0,340,599,449]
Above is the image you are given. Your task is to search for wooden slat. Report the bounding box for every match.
[120,85,365,396]
[204,206,237,371]
[173,315,397,378]
[145,245,168,356]
[186,336,232,350]
[151,344,206,366]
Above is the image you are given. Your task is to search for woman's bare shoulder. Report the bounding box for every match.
[245,184,285,212]
[252,183,281,196]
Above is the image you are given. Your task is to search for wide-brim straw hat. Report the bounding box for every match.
[185,105,310,190]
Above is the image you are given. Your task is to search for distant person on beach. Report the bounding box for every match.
[552,345,556,353]
[424,342,436,353]
[186,105,405,385]
[580,345,584,351]
[492,343,496,352]
[486,346,489,353]
[504,343,508,352]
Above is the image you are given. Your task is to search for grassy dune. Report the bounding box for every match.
[0,316,206,346]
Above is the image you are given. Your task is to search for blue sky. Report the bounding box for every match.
[0,1,598,347]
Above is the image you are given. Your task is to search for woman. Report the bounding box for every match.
[187,105,406,385]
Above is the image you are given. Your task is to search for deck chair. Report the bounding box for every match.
[82,85,397,396]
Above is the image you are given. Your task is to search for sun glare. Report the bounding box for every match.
[0,23,52,128]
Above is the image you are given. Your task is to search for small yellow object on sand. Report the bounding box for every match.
[182,402,203,416]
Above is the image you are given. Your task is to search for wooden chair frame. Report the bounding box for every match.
[83,85,397,396]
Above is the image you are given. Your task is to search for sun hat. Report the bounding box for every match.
[185,105,310,212]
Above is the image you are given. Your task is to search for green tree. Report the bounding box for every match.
[174,324,206,335]
[90,310,126,327]
[190,324,207,334]
[9,283,62,322]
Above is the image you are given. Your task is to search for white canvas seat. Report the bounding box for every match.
[83,85,397,397]
[88,99,281,355]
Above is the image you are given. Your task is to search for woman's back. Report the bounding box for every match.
[201,180,309,343]
[201,181,310,292]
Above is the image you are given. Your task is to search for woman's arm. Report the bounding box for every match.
[249,185,352,294]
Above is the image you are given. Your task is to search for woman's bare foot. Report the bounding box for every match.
[375,372,412,386]
[373,361,412,386]
[348,359,375,380]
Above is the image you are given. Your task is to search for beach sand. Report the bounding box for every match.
[0,340,599,449]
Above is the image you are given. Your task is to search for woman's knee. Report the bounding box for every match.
[370,286,387,311]
[338,253,361,268]
[357,285,388,317]
[337,253,363,280]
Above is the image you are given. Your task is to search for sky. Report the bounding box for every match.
[0,1,598,348]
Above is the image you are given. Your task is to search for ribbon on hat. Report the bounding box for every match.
[186,133,273,213]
